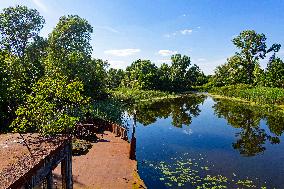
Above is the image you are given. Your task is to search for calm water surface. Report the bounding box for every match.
[126,95,284,189]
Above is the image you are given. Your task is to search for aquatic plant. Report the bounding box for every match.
[142,153,268,188]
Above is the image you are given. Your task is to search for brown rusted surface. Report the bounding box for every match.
[54,131,146,189]
[0,133,67,189]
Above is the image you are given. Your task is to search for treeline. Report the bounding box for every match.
[0,5,206,134]
[206,30,284,105]
[108,55,207,92]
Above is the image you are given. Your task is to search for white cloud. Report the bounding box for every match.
[97,26,119,33]
[108,60,128,69]
[104,49,141,57]
[164,28,193,38]
[180,29,193,35]
[197,26,201,29]
[32,0,48,13]
[158,50,177,57]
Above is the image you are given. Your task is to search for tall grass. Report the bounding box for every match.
[210,84,284,105]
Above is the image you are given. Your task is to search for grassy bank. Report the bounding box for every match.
[110,87,176,102]
[209,84,284,109]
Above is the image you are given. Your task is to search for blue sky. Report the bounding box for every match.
[1,0,284,74]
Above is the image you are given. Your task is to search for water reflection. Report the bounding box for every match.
[130,95,284,188]
[213,98,284,156]
[129,95,206,127]
[129,95,284,156]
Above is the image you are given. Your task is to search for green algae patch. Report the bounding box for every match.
[142,153,269,188]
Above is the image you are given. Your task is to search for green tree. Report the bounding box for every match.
[212,55,247,86]
[0,5,45,58]
[157,63,171,91]
[263,57,284,88]
[186,64,207,87]
[11,73,89,134]
[232,30,281,84]
[0,6,45,129]
[47,15,107,98]
[107,68,125,89]
[87,58,109,98]
[170,54,191,91]
[124,59,158,90]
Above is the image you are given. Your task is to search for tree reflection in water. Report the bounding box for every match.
[213,98,284,156]
[128,94,206,128]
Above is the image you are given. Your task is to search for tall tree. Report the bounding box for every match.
[124,59,158,90]
[0,6,45,128]
[232,30,281,84]
[0,5,45,58]
[47,15,106,98]
[157,63,171,91]
[170,54,191,91]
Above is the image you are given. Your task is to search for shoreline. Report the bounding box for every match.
[208,93,284,112]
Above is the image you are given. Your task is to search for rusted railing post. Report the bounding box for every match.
[61,142,73,189]
[129,110,137,160]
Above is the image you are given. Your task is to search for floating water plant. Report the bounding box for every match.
[141,152,268,188]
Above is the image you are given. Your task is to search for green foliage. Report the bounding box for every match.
[232,30,280,84]
[123,59,159,90]
[0,6,46,129]
[47,15,107,98]
[122,54,207,92]
[107,68,125,89]
[111,87,172,103]
[262,57,284,88]
[11,74,89,135]
[170,54,192,91]
[210,30,282,88]
[0,5,45,57]
[212,55,247,86]
[0,6,109,134]
[0,51,31,127]
[48,15,93,59]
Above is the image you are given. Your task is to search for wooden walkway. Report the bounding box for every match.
[54,131,146,189]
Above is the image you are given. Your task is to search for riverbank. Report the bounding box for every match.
[54,131,146,189]
[208,93,284,112]
[209,85,284,106]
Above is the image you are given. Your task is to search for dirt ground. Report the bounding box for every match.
[53,131,146,189]
[0,133,66,189]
